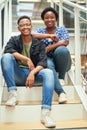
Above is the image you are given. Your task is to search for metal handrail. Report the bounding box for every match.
[51,0,87,13]
[63,0,87,13]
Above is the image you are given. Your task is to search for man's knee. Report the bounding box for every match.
[1,53,15,70]
[43,68,53,75]
[1,53,14,63]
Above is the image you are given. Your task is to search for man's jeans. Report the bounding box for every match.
[1,53,54,109]
[47,46,71,95]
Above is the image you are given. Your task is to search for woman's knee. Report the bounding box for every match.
[54,46,71,63]
[54,46,69,56]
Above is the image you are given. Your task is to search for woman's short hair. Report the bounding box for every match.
[41,7,58,20]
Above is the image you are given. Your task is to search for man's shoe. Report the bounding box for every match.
[59,93,67,104]
[6,90,17,106]
[41,108,56,128]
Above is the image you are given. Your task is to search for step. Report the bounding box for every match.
[0,103,87,122]
[2,85,80,101]
[1,85,87,123]
[0,120,87,129]
[1,99,81,105]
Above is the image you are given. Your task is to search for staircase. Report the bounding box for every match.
[0,83,87,129]
[0,0,87,129]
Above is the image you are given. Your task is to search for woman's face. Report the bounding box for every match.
[43,11,57,28]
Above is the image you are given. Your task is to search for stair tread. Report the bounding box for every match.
[1,99,81,105]
[0,119,87,129]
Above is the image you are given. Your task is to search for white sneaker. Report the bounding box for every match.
[59,93,67,104]
[41,109,56,128]
[59,79,65,86]
[6,90,17,106]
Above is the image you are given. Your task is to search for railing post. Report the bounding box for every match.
[8,0,12,37]
[74,7,81,86]
[0,10,2,88]
[0,10,2,55]
[50,0,54,8]
[4,0,9,45]
[59,0,63,26]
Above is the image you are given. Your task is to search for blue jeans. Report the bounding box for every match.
[1,53,54,109]
[47,46,71,95]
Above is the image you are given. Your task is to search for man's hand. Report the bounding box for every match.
[26,72,35,88]
[27,59,35,71]
[26,65,44,88]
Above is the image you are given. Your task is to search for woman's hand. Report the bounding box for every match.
[49,34,59,41]
[46,45,52,52]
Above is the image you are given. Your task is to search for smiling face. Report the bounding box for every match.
[18,18,32,36]
[43,11,57,28]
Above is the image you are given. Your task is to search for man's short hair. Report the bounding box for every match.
[17,15,31,25]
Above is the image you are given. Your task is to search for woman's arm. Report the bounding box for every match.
[32,32,59,41]
[46,40,69,52]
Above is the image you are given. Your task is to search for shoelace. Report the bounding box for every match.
[45,115,54,124]
[8,92,16,100]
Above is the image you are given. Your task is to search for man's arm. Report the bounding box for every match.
[13,52,44,88]
[26,65,44,88]
[12,52,35,70]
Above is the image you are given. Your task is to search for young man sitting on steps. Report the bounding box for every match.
[1,15,56,128]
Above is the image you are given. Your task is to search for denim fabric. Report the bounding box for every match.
[54,46,71,79]
[47,46,71,95]
[1,53,54,109]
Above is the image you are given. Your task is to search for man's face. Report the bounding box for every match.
[18,18,32,36]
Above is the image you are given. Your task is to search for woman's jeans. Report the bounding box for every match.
[47,46,71,95]
[1,53,54,110]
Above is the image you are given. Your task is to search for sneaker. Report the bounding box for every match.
[58,93,67,104]
[59,79,65,86]
[6,90,17,106]
[41,109,56,128]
